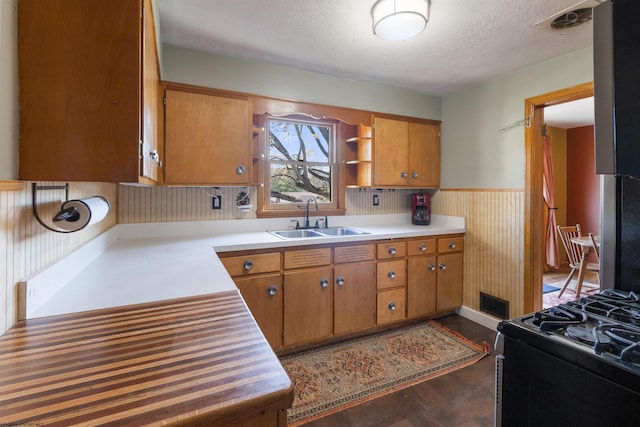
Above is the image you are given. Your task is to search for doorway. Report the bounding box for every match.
[523,82,594,313]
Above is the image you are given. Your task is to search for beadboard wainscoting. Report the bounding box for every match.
[118,186,417,223]
[0,181,116,334]
[432,189,525,317]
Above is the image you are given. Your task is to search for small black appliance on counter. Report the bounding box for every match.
[411,193,430,225]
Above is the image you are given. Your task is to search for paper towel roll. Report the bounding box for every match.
[54,196,110,232]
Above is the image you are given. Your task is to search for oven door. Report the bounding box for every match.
[498,335,640,426]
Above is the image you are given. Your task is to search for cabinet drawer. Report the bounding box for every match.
[407,238,436,256]
[284,248,331,269]
[377,241,407,260]
[377,288,406,324]
[220,252,281,276]
[437,237,464,253]
[334,244,375,264]
[376,259,406,290]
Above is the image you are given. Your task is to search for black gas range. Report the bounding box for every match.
[494,289,640,427]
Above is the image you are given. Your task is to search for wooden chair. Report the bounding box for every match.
[556,225,600,298]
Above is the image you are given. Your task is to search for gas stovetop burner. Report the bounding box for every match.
[565,325,611,346]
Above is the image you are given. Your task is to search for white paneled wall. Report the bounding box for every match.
[432,189,525,317]
[0,182,116,334]
[119,186,418,223]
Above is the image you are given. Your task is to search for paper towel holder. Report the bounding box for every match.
[32,183,109,233]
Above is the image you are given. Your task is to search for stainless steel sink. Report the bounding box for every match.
[269,227,370,239]
[269,229,325,239]
[316,227,369,236]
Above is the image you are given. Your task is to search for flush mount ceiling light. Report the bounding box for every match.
[372,0,430,41]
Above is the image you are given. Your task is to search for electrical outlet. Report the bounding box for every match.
[212,195,222,210]
[373,194,380,206]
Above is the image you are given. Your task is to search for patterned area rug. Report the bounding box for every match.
[279,321,490,426]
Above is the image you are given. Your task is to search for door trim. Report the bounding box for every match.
[523,82,594,313]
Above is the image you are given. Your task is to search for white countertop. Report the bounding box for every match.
[26,214,465,319]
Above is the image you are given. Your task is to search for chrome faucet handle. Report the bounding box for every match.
[315,218,325,229]
[290,219,300,229]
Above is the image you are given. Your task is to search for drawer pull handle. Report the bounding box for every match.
[428,264,436,271]
[320,278,329,288]
[388,302,396,311]
[411,171,418,179]
[400,171,408,179]
[336,276,345,286]
[388,271,396,279]
[235,164,246,175]
[243,260,254,271]
[448,241,456,249]
[439,263,446,271]
[388,247,397,255]
[267,285,277,296]
[418,243,426,252]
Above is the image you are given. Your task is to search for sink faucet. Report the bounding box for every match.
[304,196,318,229]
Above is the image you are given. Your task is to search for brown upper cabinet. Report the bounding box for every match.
[18,0,161,183]
[163,87,252,186]
[372,117,441,188]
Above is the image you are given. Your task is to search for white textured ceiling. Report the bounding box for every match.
[155,0,602,96]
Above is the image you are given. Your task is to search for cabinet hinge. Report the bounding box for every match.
[163,96,166,106]
[139,140,144,158]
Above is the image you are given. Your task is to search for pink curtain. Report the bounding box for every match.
[543,134,559,268]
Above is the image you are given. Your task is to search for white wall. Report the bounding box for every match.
[161,44,442,121]
[441,47,594,189]
[0,0,18,179]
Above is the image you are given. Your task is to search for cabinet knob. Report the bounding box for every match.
[439,263,446,271]
[448,241,456,249]
[320,278,329,288]
[336,276,345,286]
[235,164,246,175]
[388,247,397,255]
[243,260,254,271]
[411,171,418,179]
[388,302,396,311]
[387,271,396,279]
[267,285,277,296]
[400,171,408,179]
[428,264,436,271]
[418,243,427,252]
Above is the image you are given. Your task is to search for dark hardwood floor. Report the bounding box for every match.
[301,315,498,427]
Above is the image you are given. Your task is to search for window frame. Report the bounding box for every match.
[264,115,337,211]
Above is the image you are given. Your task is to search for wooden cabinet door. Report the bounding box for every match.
[436,252,464,311]
[334,262,376,335]
[407,256,437,317]
[164,89,251,185]
[235,274,283,349]
[18,0,143,183]
[409,122,440,188]
[283,268,333,346]
[141,0,161,182]
[373,117,409,186]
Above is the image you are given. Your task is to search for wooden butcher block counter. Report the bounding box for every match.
[0,291,293,426]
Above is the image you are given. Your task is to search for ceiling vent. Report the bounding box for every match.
[535,0,604,33]
[551,8,593,29]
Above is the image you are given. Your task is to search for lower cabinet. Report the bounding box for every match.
[283,267,333,346]
[435,237,464,311]
[234,274,283,349]
[377,288,406,324]
[436,252,464,311]
[407,256,437,317]
[220,233,464,351]
[334,261,376,335]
